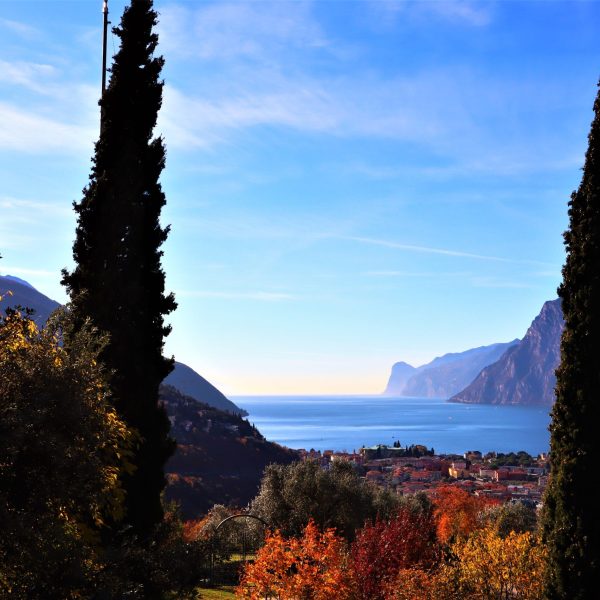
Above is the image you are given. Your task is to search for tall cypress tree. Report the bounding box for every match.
[542,81,600,598]
[62,0,176,536]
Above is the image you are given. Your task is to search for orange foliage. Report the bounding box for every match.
[182,516,210,542]
[384,568,442,600]
[237,520,354,600]
[433,486,497,544]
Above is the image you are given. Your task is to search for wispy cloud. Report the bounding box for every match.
[161,84,339,149]
[159,1,329,62]
[427,1,492,27]
[176,290,296,302]
[346,236,555,266]
[363,270,470,278]
[153,0,587,180]
[369,0,493,28]
[0,59,57,94]
[161,67,471,149]
[161,64,581,178]
[0,101,95,154]
[469,276,537,289]
[0,195,73,251]
[0,196,71,216]
[0,50,100,155]
[0,18,41,40]
[0,266,56,279]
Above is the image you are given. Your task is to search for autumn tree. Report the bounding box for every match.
[351,507,439,600]
[0,307,135,597]
[541,81,600,599]
[432,485,496,544]
[387,525,546,600]
[62,0,176,536]
[443,526,546,600]
[237,521,354,600]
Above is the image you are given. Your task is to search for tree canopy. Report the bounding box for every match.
[250,460,400,540]
[0,307,134,597]
[542,80,600,598]
[62,0,176,536]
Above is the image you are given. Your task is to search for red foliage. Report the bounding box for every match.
[351,508,439,600]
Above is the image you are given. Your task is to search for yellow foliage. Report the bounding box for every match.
[448,526,546,600]
[0,308,137,539]
[388,524,546,600]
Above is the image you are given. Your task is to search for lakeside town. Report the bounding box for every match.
[299,444,548,505]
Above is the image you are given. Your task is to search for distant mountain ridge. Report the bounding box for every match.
[0,274,60,326]
[0,274,245,415]
[450,299,563,406]
[2,275,35,289]
[165,361,246,415]
[384,361,417,396]
[384,340,519,398]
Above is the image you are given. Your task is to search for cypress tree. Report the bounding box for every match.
[62,0,176,536]
[542,81,600,598]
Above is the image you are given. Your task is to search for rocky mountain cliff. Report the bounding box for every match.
[0,274,245,414]
[383,361,417,395]
[384,340,519,398]
[450,299,563,406]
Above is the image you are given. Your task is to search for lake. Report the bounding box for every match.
[233,395,552,455]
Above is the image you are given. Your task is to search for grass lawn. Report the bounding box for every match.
[196,586,237,599]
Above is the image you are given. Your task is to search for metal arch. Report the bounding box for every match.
[210,513,271,585]
[214,513,270,532]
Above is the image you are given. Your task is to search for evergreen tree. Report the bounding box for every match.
[62,0,176,537]
[542,81,600,598]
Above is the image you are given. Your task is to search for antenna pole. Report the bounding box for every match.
[101,0,109,95]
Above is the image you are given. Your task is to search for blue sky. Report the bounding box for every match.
[0,0,599,394]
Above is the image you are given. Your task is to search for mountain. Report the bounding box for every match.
[0,274,60,326]
[450,299,563,406]
[165,361,246,415]
[384,362,417,395]
[384,340,519,398]
[0,274,245,415]
[2,275,35,289]
[161,385,298,518]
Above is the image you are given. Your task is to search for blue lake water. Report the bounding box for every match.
[233,395,552,455]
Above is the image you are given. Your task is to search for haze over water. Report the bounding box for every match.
[235,396,552,456]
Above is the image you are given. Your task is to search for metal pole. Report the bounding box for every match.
[102,0,109,95]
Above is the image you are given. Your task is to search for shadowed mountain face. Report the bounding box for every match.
[165,361,247,416]
[450,299,563,406]
[384,340,519,399]
[0,275,60,326]
[161,385,297,518]
[0,275,245,414]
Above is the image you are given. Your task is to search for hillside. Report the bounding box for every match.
[450,299,563,406]
[161,385,298,518]
[0,274,245,415]
[384,340,519,398]
[165,361,246,416]
[0,274,60,326]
